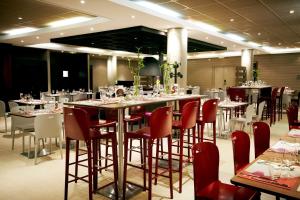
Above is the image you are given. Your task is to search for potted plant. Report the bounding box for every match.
[128,47,144,96]
[160,61,172,94]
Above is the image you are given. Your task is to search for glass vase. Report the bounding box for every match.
[133,75,140,96]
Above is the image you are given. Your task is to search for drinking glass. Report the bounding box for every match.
[20,93,24,100]
[268,164,281,180]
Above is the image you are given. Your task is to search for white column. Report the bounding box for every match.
[167,28,188,88]
[241,49,254,81]
[107,56,117,85]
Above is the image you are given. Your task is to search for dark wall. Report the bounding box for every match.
[50,52,88,91]
[0,44,47,103]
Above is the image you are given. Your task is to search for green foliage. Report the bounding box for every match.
[128,47,144,76]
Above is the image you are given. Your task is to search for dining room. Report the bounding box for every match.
[0,0,300,200]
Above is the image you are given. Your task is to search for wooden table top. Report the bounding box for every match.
[231,136,300,199]
[64,94,204,109]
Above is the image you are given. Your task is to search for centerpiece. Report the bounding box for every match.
[128,48,144,96]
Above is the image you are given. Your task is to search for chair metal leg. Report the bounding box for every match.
[34,139,38,165]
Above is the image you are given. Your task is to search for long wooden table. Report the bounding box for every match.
[231,136,300,199]
[64,94,203,197]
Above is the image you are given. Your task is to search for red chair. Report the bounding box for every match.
[123,106,173,200]
[63,107,118,200]
[253,122,270,158]
[192,142,259,200]
[287,104,300,130]
[172,101,199,193]
[227,87,247,117]
[231,131,250,175]
[196,99,218,144]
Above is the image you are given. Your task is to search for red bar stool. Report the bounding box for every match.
[124,106,145,162]
[63,107,118,200]
[276,87,285,121]
[253,122,270,158]
[74,106,116,173]
[286,104,300,130]
[231,130,250,175]
[123,106,173,200]
[196,99,218,144]
[270,87,279,125]
[173,97,201,118]
[192,142,259,199]
[172,101,199,193]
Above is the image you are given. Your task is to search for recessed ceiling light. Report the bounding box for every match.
[47,16,91,27]
[131,15,135,19]
[233,44,236,47]
[220,41,224,44]
[91,42,95,45]
[60,32,64,36]
[278,42,282,45]
[257,32,261,36]
[230,18,234,22]
[36,36,39,39]
[90,27,94,31]
[205,37,209,40]
[21,40,24,43]
[3,27,38,35]
[289,10,295,14]
[80,0,85,4]
[18,17,23,20]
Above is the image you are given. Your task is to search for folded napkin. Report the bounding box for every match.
[239,160,300,189]
[288,129,300,137]
[270,141,300,153]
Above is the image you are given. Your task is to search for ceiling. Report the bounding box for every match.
[51,26,226,54]
[0,0,299,56]
[0,0,95,33]
[149,0,300,48]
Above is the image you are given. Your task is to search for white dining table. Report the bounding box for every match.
[64,94,203,198]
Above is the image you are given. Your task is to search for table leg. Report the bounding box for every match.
[117,108,124,194]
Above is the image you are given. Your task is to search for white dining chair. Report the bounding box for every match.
[0,100,8,133]
[11,106,34,151]
[28,113,63,164]
[253,101,266,122]
[230,104,256,133]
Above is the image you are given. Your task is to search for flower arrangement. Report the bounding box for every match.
[160,61,172,94]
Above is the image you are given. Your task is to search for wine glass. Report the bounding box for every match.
[107,86,114,98]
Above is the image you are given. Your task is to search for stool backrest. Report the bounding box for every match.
[231,130,250,174]
[149,106,172,139]
[181,101,199,129]
[192,142,219,196]
[201,99,218,123]
[227,88,246,101]
[271,87,279,102]
[75,106,99,121]
[279,87,285,97]
[179,97,201,116]
[64,107,90,141]
[253,122,270,158]
[129,106,145,117]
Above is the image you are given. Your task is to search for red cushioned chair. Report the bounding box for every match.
[172,101,199,193]
[123,106,173,200]
[253,122,270,158]
[173,97,201,118]
[287,104,300,130]
[64,107,118,200]
[231,130,250,175]
[196,99,218,144]
[192,142,259,200]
